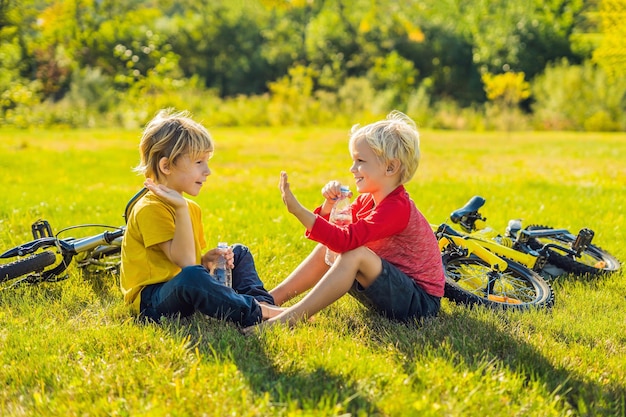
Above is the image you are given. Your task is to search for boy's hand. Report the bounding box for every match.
[279,171,316,230]
[321,180,344,204]
[144,178,186,209]
[320,181,352,217]
[201,246,234,271]
[279,171,303,214]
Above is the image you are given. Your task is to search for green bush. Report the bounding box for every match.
[532,59,626,131]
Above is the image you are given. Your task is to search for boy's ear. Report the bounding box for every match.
[386,159,401,175]
[158,157,171,175]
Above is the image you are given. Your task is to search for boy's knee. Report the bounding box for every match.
[231,243,248,256]
[180,264,207,275]
[177,265,212,286]
[340,246,369,262]
[231,243,251,261]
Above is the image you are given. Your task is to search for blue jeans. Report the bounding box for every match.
[349,258,440,322]
[139,244,274,327]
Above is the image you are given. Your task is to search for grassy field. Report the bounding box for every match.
[1,125,625,416]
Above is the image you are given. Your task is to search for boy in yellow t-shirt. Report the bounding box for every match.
[121,109,281,326]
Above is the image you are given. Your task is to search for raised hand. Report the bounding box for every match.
[279,171,316,230]
[144,178,186,209]
[279,171,302,215]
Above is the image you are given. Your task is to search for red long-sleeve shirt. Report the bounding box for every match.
[306,185,445,297]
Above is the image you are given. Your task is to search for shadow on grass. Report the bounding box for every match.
[92,272,622,416]
[232,334,379,414]
[81,268,121,302]
[155,315,380,415]
[363,304,624,416]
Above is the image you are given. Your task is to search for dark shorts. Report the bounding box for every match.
[349,258,440,322]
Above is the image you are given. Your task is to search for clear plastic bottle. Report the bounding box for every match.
[325,186,352,266]
[214,242,232,287]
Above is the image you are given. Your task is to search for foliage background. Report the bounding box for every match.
[1,0,625,131]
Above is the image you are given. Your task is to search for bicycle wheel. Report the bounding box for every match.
[524,225,620,276]
[0,251,57,283]
[442,253,554,310]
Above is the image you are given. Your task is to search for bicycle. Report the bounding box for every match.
[0,188,148,286]
[449,196,620,278]
[432,224,555,311]
[434,195,620,311]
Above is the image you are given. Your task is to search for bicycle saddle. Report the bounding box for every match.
[450,196,485,223]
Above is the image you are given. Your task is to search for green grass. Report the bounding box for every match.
[1,126,625,416]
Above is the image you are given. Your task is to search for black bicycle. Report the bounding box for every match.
[0,188,147,286]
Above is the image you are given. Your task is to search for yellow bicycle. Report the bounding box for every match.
[433,195,620,310]
[433,201,554,310]
[449,196,620,278]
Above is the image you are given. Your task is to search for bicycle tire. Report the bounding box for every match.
[442,253,554,310]
[0,251,57,283]
[524,225,620,276]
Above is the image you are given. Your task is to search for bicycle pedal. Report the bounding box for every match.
[31,220,54,239]
[572,228,594,254]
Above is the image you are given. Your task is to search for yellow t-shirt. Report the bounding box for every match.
[120,192,206,312]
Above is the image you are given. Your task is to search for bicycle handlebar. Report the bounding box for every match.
[70,228,125,254]
[0,226,125,259]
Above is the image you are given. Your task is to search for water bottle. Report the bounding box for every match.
[214,242,232,287]
[325,186,352,266]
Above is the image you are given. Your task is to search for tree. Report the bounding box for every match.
[0,0,43,118]
[482,71,531,131]
[593,0,626,80]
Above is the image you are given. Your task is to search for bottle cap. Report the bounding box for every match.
[340,185,350,193]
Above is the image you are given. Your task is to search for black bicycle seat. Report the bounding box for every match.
[450,196,485,223]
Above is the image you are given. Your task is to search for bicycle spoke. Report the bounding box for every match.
[447,261,536,304]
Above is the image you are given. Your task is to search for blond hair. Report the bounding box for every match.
[349,111,420,184]
[134,109,214,180]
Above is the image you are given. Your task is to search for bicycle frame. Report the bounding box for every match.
[433,221,554,308]
[432,224,509,271]
[462,228,543,271]
[0,221,125,281]
[447,195,599,274]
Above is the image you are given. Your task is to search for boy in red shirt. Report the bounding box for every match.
[245,111,444,332]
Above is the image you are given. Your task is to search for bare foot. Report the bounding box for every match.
[242,312,291,336]
[260,303,286,320]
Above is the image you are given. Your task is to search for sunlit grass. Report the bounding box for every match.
[1,126,625,416]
